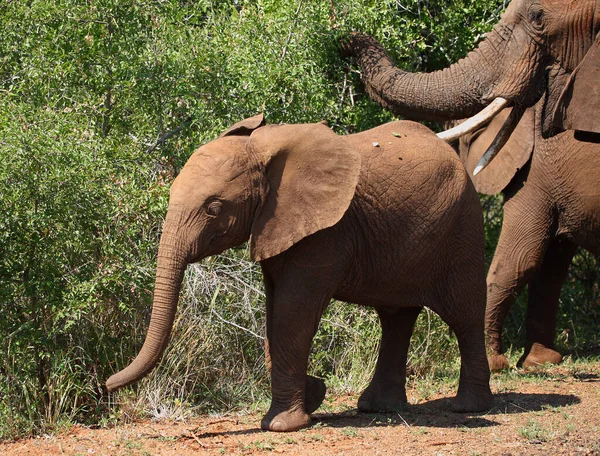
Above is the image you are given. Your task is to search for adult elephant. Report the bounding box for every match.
[343,0,600,137]
[457,102,600,370]
[106,114,493,432]
[343,0,600,370]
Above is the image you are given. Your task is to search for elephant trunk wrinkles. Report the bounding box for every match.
[346,25,512,121]
[106,229,186,392]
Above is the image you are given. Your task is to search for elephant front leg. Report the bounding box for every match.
[263,278,326,416]
[261,286,329,432]
[358,307,421,412]
[264,339,326,416]
[518,240,576,369]
[485,193,553,371]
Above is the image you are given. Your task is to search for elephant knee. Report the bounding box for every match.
[487,246,545,291]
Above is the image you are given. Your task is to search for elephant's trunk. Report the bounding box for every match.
[106,228,187,392]
[345,23,523,121]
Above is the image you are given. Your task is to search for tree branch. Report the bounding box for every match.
[146,118,192,154]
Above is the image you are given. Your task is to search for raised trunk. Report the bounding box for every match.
[345,25,514,121]
[106,231,186,392]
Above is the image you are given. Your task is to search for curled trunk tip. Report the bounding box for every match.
[343,29,510,121]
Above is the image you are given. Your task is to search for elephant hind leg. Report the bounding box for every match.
[451,330,494,412]
[358,307,421,413]
[437,298,493,412]
[520,343,563,369]
[433,253,493,412]
[518,240,576,369]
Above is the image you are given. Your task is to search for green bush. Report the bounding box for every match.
[1,0,597,439]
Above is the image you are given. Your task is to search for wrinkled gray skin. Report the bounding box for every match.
[456,101,600,370]
[344,0,600,370]
[106,115,492,432]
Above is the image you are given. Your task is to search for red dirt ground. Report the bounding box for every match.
[3,361,600,455]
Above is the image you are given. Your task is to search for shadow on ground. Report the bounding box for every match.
[489,392,580,414]
[188,391,579,438]
[313,391,579,429]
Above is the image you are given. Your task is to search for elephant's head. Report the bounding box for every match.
[105,115,361,392]
[345,0,600,137]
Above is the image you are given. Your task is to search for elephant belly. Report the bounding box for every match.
[550,136,600,255]
[333,281,434,309]
[333,238,457,310]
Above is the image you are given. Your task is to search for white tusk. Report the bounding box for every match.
[473,105,525,176]
[436,97,510,142]
[473,160,489,176]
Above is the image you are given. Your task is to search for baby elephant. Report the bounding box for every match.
[106,114,493,431]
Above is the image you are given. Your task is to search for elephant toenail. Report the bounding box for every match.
[270,421,286,432]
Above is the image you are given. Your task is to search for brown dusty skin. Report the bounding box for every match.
[108,117,492,433]
[344,0,600,374]
[344,0,600,137]
[480,100,600,370]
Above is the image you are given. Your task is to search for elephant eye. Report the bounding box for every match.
[528,6,545,29]
[206,200,223,217]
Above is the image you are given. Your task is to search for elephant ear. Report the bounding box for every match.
[552,33,600,135]
[461,107,535,195]
[248,123,361,261]
[219,113,265,138]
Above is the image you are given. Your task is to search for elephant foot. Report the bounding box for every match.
[357,381,408,413]
[451,384,494,413]
[305,375,326,414]
[487,353,510,372]
[518,343,562,369]
[261,407,311,432]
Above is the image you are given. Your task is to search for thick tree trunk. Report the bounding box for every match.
[106,231,186,392]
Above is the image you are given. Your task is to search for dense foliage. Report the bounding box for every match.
[0,0,597,438]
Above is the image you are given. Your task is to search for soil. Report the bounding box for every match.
[3,362,600,456]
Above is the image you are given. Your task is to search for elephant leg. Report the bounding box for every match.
[485,193,553,371]
[436,286,494,412]
[263,277,326,415]
[518,240,576,368]
[452,328,494,412]
[260,275,330,432]
[358,306,421,413]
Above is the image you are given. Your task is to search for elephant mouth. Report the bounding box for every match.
[436,97,526,175]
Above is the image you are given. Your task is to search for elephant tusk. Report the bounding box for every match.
[473,104,526,176]
[436,97,510,142]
